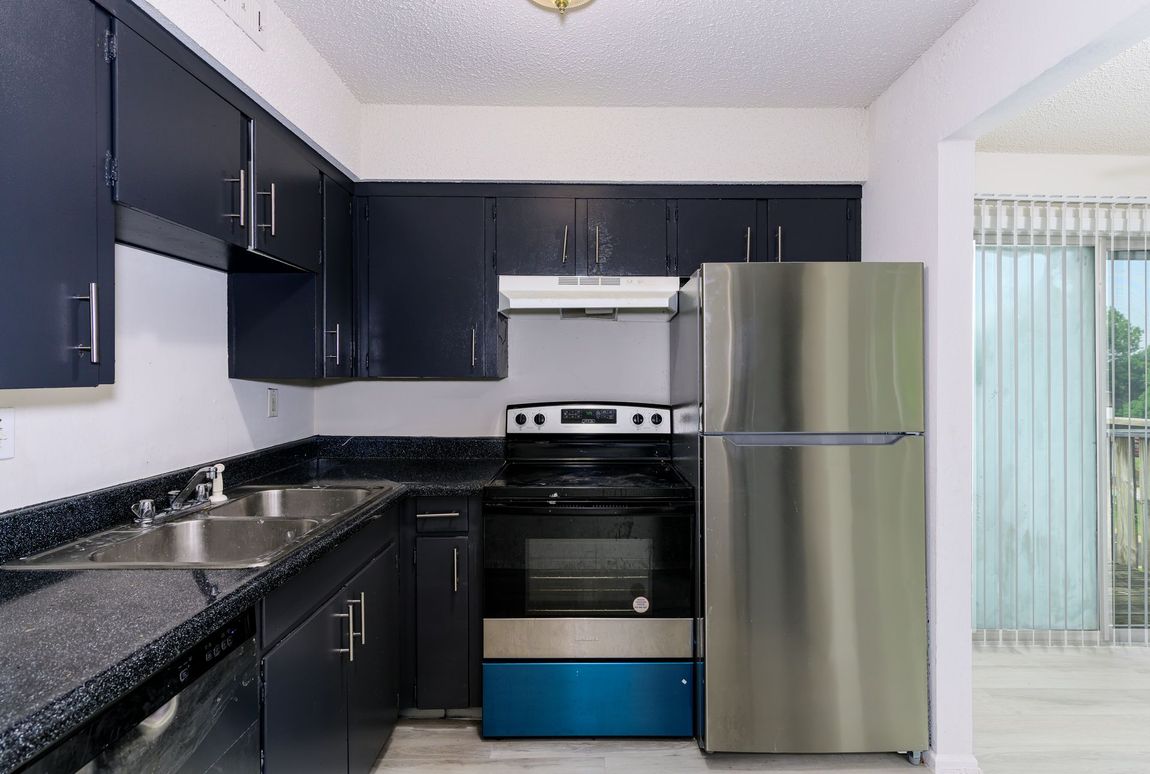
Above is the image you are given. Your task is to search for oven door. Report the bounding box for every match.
[483,499,694,660]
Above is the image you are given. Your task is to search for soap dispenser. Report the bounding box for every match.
[209,463,228,504]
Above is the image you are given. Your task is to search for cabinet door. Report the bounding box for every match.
[366,197,488,378]
[254,121,323,272]
[228,272,319,379]
[495,198,576,275]
[346,544,400,774]
[113,22,247,248]
[264,593,350,774]
[415,536,470,709]
[675,199,757,277]
[760,199,859,262]
[0,0,112,389]
[323,178,354,377]
[584,199,670,275]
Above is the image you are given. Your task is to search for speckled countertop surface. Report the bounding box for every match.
[0,454,503,772]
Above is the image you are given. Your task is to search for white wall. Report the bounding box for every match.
[976,151,1150,196]
[0,247,313,512]
[864,1,1150,772]
[358,105,867,182]
[136,0,361,174]
[315,317,669,437]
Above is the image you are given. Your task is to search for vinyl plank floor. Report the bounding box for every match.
[974,645,1150,773]
[373,720,916,773]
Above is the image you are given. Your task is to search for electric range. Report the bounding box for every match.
[480,402,695,739]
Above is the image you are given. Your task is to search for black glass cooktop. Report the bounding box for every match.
[485,461,692,500]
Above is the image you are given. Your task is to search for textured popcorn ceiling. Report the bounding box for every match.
[979,38,1150,155]
[275,0,979,107]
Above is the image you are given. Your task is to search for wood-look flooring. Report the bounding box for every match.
[372,720,918,773]
[975,645,1150,774]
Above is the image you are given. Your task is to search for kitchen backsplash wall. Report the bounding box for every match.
[314,316,671,437]
[0,245,314,512]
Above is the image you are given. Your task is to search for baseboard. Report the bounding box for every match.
[926,751,982,774]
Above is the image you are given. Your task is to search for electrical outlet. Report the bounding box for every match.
[0,408,13,460]
[266,388,278,418]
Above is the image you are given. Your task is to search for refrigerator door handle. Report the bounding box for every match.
[704,432,918,447]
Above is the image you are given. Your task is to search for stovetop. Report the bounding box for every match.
[486,401,693,501]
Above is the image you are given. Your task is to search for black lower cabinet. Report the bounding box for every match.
[262,515,400,774]
[263,592,349,774]
[348,543,400,774]
[415,535,470,709]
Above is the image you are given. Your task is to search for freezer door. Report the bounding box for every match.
[700,262,924,433]
[700,434,928,753]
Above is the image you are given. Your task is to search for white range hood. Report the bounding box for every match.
[498,275,679,321]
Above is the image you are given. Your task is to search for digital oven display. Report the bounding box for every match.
[561,408,617,425]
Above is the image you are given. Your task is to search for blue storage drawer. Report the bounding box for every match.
[482,661,693,738]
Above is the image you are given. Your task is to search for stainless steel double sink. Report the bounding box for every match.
[5,486,399,570]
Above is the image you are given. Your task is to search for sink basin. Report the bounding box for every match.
[87,518,319,568]
[205,487,376,521]
[2,483,400,571]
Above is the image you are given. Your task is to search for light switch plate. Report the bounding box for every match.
[266,388,278,418]
[0,408,13,460]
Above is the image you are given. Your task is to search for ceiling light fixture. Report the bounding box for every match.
[528,0,593,15]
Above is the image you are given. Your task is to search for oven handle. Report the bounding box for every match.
[483,500,694,518]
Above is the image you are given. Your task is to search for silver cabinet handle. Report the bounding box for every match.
[334,604,355,662]
[347,591,366,645]
[776,226,783,262]
[324,323,341,366]
[416,511,462,519]
[224,169,245,226]
[595,225,601,264]
[257,182,277,236]
[471,326,477,368]
[69,282,100,364]
[561,224,568,265]
[452,547,459,593]
[745,226,752,262]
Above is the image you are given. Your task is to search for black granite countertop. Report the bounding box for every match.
[250,456,505,496]
[0,449,502,772]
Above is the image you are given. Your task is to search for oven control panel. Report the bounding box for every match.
[507,403,671,434]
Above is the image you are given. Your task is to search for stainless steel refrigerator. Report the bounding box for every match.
[670,262,928,755]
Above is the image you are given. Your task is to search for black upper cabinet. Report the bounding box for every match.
[495,198,576,275]
[254,121,323,272]
[367,197,504,378]
[323,179,355,377]
[0,0,114,389]
[415,535,470,710]
[675,199,757,277]
[113,21,247,249]
[760,199,859,262]
[228,272,319,379]
[584,199,671,275]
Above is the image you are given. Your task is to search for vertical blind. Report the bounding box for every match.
[975,198,1150,641]
[974,199,1099,635]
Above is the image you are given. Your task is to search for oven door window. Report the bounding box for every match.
[484,504,692,618]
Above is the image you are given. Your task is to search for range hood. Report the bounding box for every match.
[498,275,679,321]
